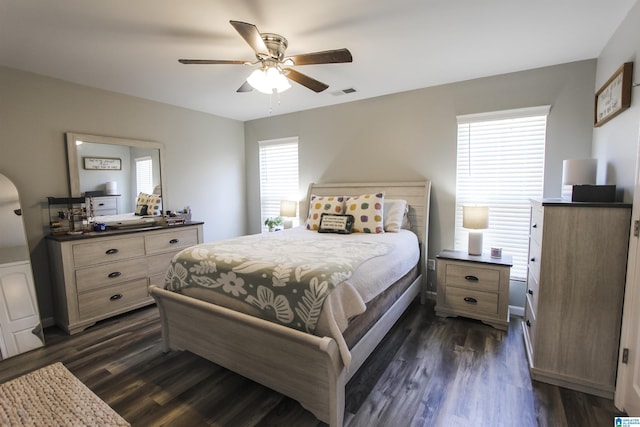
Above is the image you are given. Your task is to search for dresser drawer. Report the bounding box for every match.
[530,204,543,244]
[92,197,118,211]
[78,278,150,320]
[444,263,500,292]
[528,237,541,282]
[73,236,145,267]
[444,286,498,316]
[145,229,199,255]
[526,270,539,314]
[147,252,179,277]
[524,294,537,355]
[75,258,147,293]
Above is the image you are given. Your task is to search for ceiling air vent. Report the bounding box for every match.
[331,88,357,96]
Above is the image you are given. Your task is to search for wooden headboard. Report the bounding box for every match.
[304,181,432,275]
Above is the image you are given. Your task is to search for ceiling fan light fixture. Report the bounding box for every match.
[247,67,291,94]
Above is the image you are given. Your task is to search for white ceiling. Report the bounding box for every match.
[1,0,636,121]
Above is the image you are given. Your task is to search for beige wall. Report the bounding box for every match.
[593,0,640,201]
[0,67,246,322]
[245,60,597,299]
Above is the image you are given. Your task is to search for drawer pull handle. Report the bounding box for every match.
[169,238,179,244]
[110,294,123,301]
[463,297,478,304]
[108,271,121,279]
[98,203,105,206]
[464,275,479,282]
[105,248,119,255]
[532,223,537,228]
[528,289,534,295]
[530,257,536,262]
[526,319,532,327]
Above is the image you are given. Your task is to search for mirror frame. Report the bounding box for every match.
[65,132,167,207]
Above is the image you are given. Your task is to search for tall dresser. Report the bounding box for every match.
[47,222,203,334]
[523,199,631,398]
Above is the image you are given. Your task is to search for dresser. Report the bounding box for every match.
[435,250,512,330]
[47,222,203,334]
[523,199,631,398]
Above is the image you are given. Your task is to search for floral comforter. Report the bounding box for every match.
[165,232,390,334]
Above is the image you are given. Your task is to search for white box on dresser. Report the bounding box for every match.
[523,199,631,398]
[47,222,203,334]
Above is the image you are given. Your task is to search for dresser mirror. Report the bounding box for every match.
[66,132,166,215]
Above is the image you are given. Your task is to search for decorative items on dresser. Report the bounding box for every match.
[47,222,203,334]
[435,250,512,330]
[522,199,631,398]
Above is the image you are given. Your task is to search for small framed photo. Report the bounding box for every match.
[594,62,633,127]
[83,157,122,170]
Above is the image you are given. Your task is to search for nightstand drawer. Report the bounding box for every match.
[444,287,498,316]
[444,264,500,292]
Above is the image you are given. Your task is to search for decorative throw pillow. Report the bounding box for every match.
[305,195,346,230]
[346,192,385,233]
[135,192,163,216]
[318,213,355,234]
[383,199,408,232]
[134,204,148,216]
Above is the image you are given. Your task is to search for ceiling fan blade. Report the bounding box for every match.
[285,69,329,93]
[237,81,254,93]
[179,59,246,65]
[287,48,352,66]
[230,20,269,56]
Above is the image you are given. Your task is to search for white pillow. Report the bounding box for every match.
[345,192,385,233]
[384,199,408,232]
[305,195,347,230]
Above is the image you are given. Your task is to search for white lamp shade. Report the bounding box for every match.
[247,68,291,94]
[562,159,597,185]
[462,205,489,230]
[279,200,297,218]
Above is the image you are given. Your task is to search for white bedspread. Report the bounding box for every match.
[179,226,420,366]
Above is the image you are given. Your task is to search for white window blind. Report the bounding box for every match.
[454,106,549,280]
[259,137,299,230]
[135,156,153,195]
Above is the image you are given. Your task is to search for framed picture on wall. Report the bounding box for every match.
[83,157,122,170]
[594,62,633,127]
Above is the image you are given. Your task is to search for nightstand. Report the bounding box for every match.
[435,249,512,330]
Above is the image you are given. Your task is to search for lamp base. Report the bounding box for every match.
[468,230,483,255]
[283,219,293,229]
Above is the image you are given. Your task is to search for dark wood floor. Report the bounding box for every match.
[0,300,625,426]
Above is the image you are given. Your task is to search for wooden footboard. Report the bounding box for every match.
[150,285,346,426]
[150,273,422,427]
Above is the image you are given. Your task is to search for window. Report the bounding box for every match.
[135,156,153,195]
[454,106,549,280]
[259,137,299,230]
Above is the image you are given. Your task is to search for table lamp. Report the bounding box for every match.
[562,159,597,200]
[463,205,489,255]
[280,200,297,229]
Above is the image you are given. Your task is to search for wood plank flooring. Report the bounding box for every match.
[0,299,625,426]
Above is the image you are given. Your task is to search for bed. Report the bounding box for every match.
[149,181,431,427]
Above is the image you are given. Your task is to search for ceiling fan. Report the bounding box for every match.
[178,20,352,94]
